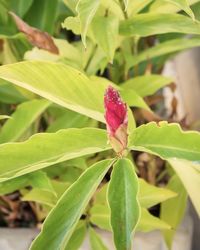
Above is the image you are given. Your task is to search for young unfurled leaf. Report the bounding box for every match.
[9,12,59,54]
[160,175,187,249]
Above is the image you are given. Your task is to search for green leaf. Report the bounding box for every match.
[169,159,200,217]
[29,171,55,193]
[100,0,123,19]
[139,178,177,208]
[128,0,154,15]
[0,171,54,196]
[108,159,140,250]
[22,188,57,207]
[51,180,70,199]
[0,61,107,122]
[24,0,59,34]
[76,0,100,47]
[64,221,87,250]
[47,110,90,133]
[120,89,150,110]
[127,38,200,67]
[150,0,199,14]
[160,175,187,249]
[121,75,172,97]
[119,13,200,37]
[128,122,200,161]
[163,0,195,19]
[0,115,11,120]
[89,227,108,250]
[91,16,119,62]
[137,208,171,232]
[63,0,79,13]
[90,203,171,233]
[0,128,110,181]
[30,159,113,250]
[9,0,33,17]
[0,175,29,195]
[90,204,111,231]
[0,82,27,104]
[0,99,50,143]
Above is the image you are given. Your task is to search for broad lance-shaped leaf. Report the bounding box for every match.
[121,75,172,97]
[0,82,27,104]
[24,0,59,34]
[22,188,57,207]
[0,99,50,143]
[30,159,113,250]
[127,38,200,68]
[169,159,200,217]
[150,0,198,14]
[0,128,110,182]
[160,175,187,249]
[64,221,87,250]
[0,170,53,195]
[128,122,200,161]
[91,16,119,62]
[9,0,33,17]
[89,227,108,250]
[119,13,200,37]
[128,0,154,15]
[139,178,177,208]
[164,0,194,19]
[108,159,140,250]
[0,61,106,122]
[0,61,142,123]
[90,202,171,233]
[90,203,171,233]
[76,0,100,47]
[136,208,171,232]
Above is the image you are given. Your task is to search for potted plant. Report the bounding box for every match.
[0,0,199,250]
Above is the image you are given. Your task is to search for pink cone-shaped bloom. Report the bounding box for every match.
[104,86,128,155]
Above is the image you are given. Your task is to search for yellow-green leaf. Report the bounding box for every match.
[160,175,187,249]
[91,16,119,62]
[30,159,113,250]
[121,75,172,97]
[137,208,171,232]
[169,159,200,216]
[0,128,110,181]
[119,13,200,37]
[76,0,100,47]
[0,99,50,143]
[129,122,200,161]
[0,61,105,122]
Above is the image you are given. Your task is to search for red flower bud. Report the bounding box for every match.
[104,86,128,155]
